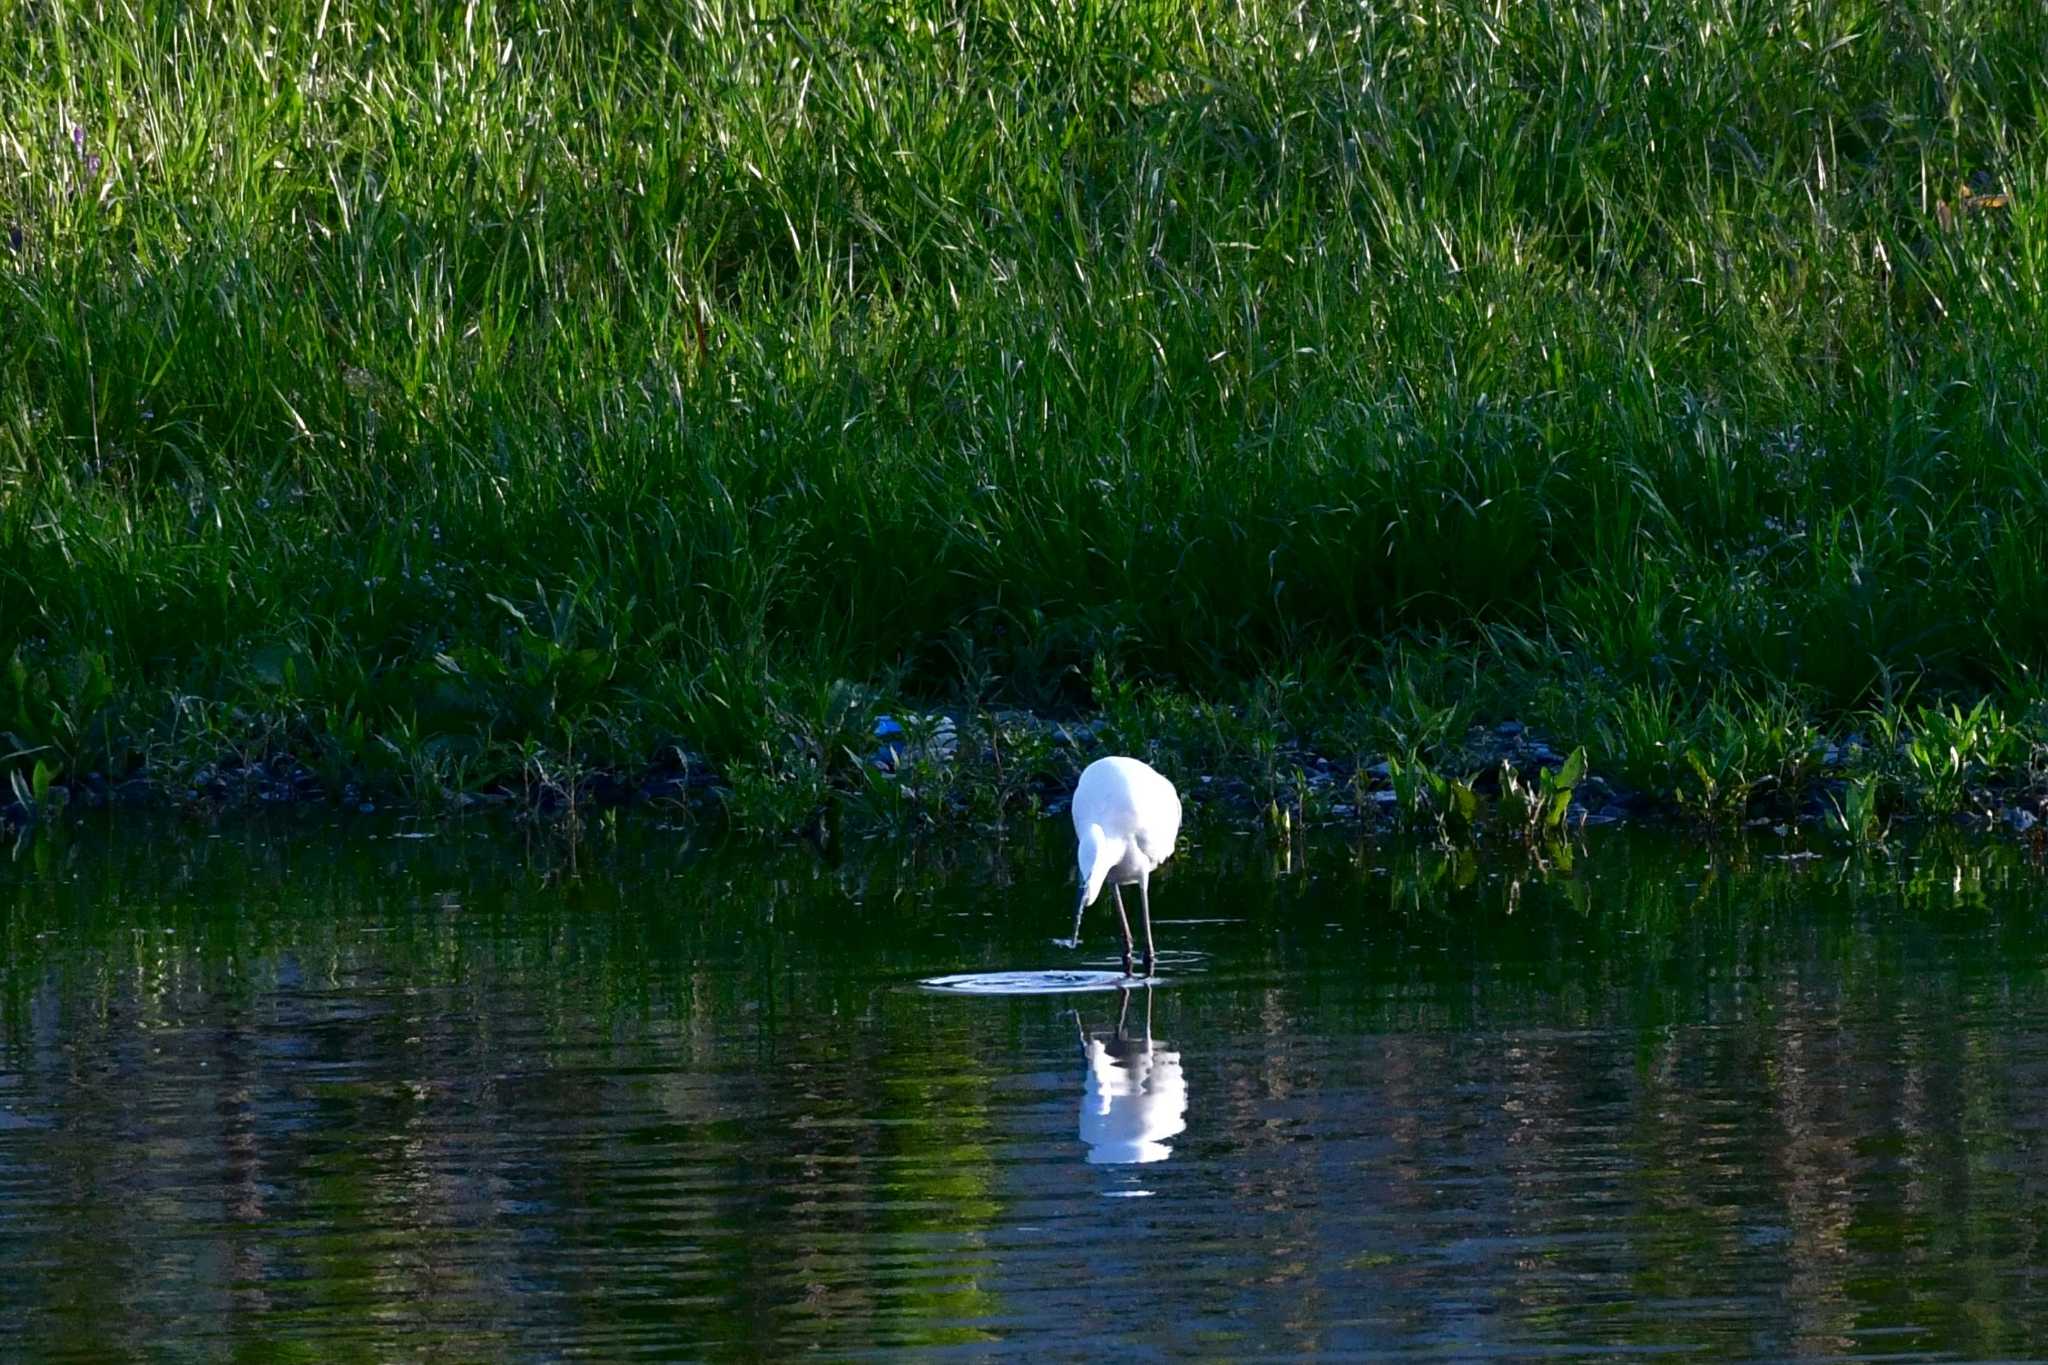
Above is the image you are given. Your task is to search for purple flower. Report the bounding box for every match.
[70,126,100,176]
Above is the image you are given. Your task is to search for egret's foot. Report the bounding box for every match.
[1052,936,1079,950]
[1120,952,1136,976]
[1141,955,1156,977]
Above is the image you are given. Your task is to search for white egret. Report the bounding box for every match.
[1060,756,1182,976]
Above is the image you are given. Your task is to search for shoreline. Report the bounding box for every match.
[11,702,2046,854]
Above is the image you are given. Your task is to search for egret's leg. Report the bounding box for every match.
[1138,873,1157,976]
[1111,884,1136,976]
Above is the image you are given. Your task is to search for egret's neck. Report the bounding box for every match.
[1077,824,1122,907]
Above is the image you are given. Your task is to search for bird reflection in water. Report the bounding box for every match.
[1075,986,1187,1165]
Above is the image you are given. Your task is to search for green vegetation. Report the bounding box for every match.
[1496,747,1585,845]
[6,1,2048,835]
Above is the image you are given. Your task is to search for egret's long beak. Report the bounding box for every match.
[1055,886,1087,949]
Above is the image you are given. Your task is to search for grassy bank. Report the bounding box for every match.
[5,0,2048,834]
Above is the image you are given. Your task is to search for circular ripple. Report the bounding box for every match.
[918,969,1158,995]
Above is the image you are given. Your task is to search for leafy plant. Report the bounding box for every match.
[1825,773,1889,849]
[1676,733,1762,829]
[1497,747,1588,843]
[1423,769,1481,844]
[1384,749,1477,845]
[1902,699,2020,818]
[1384,750,1433,831]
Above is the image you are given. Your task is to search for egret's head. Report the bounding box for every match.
[1075,824,1120,909]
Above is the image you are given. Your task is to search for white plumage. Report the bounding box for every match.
[1060,755,1182,975]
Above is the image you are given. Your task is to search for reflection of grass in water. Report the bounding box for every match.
[1342,1251,1410,1271]
[10,822,2048,1351]
[3,4,2048,834]
[864,1044,1004,1344]
[0,819,1026,1351]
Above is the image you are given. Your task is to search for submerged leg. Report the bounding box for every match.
[1111,884,1136,976]
[1138,873,1157,976]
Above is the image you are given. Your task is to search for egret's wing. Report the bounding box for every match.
[1134,780,1182,862]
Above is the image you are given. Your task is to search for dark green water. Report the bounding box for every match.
[5,819,2048,1360]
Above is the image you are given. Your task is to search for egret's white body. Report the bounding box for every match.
[1064,756,1182,975]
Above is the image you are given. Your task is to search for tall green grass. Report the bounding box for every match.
[4,0,2048,810]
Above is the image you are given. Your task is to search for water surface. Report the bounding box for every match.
[5,819,2048,1359]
